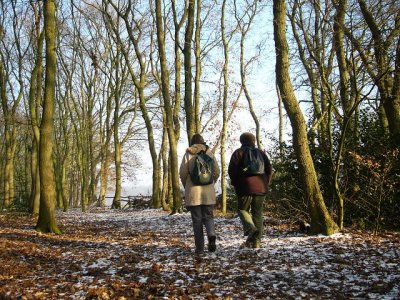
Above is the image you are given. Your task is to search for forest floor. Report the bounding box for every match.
[0,206,399,300]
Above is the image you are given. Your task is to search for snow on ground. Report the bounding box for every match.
[0,208,399,299]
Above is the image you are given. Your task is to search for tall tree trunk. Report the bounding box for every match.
[277,83,284,160]
[160,124,170,211]
[30,144,41,214]
[138,88,161,209]
[220,0,229,214]
[2,125,16,208]
[0,62,17,209]
[332,0,349,230]
[99,148,111,208]
[171,0,184,141]
[358,0,400,144]
[28,27,44,215]
[183,0,196,142]
[104,2,161,209]
[36,0,61,234]
[194,0,201,132]
[112,80,122,209]
[273,0,338,235]
[98,89,113,208]
[155,0,182,213]
[61,160,69,211]
[235,0,262,148]
[112,141,122,209]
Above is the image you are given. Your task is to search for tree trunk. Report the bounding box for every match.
[0,63,16,209]
[171,0,184,140]
[112,141,122,209]
[358,0,400,144]
[220,0,229,214]
[155,0,182,213]
[183,0,196,142]
[36,0,61,234]
[273,0,338,235]
[160,125,170,211]
[28,27,44,215]
[194,0,201,132]
[138,88,161,209]
[105,3,162,209]
[332,0,349,230]
[30,145,41,214]
[99,148,111,208]
[235,0,262,148]
[277,83,284,159]
[61,160,69,212]
[112,83,121,209]
[98,89,113,208]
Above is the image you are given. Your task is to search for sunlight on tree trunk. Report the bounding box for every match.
[183,0,196,143]
[155,0,182,213]
[273,0,338,235]
[28,8,43,214]
[36,0,61,234]
[219,0,230,214]
[357,0,400,144]
[194,0,201,133]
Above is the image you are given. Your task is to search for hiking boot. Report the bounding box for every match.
[246,228,259,244]
[252,239,261,249]
[240,241,253,249]
[195,249,204,256]
[208,236,216,252]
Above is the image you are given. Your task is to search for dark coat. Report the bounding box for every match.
[228,144,273,196]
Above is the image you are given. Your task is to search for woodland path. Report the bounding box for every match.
[0,209,399,299]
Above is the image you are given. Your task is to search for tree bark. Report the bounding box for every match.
[183,0,196,142]
[194,0,201,133]
[220,0,229,214]
[235,0,262,148]
[358,0,400,144]
[105,1,161,208]
[36,0,61,234]
[273,0,339,235]
[155,0,182,213]
[28,26,44,215]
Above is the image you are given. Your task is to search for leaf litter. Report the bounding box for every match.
[0,208,399,299]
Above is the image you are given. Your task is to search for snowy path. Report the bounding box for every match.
[0,209,399,299]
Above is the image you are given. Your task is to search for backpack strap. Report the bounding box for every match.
[188,148,204,178]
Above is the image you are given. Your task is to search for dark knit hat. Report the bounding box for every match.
[240,132,256,145]
[190,133,205,146]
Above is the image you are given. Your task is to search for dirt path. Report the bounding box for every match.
[1,209,399,299]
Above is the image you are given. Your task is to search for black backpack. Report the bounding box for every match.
[190,150,214,185]
[242,147,265,175]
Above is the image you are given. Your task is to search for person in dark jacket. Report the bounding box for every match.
[179,133,220,255]
[228,132,273,248]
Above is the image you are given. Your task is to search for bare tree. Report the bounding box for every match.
[0,1,30,209]
[234,0,265,148]
[356,0,400,144]
[155,0,182,213]
[273,0,339,235]
[103,0,162,208]
[36,0,61,234]
[27,1,44,215]
[183,0,196,142]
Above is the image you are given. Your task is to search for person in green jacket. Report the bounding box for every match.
[228,132,273,249]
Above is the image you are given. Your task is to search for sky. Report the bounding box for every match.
[112,2,281,197]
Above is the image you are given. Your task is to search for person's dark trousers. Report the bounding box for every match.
[188,205,216,253]
[237,194,266,242]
